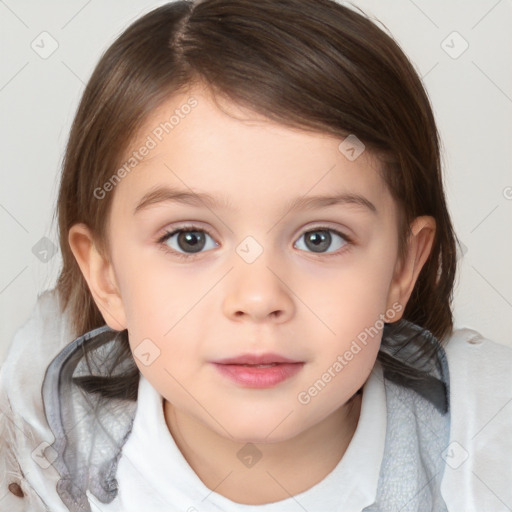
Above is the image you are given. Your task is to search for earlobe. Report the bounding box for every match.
[386,216,436,321]
[68,223,127,331]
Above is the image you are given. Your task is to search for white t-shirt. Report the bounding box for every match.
[87,363,387,512]
[1,289,512,511]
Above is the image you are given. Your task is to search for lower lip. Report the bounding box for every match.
[213,362,304,388]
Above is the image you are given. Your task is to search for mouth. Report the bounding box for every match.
[211,353,305,388]
[234,363,282,368]
[213,353,302,365]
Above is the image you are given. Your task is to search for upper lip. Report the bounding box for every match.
[213,353,302,365]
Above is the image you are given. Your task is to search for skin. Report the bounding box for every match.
[69,83,435,504]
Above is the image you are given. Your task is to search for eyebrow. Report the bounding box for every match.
[133,185,377,215]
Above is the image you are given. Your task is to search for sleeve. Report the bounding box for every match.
[0,289,78,512]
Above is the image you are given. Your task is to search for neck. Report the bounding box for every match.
[163,391,362,505]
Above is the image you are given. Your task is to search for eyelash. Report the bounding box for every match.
[156,224,353,260]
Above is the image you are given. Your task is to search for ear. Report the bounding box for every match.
[385,216,436,322]
[68,223,127,331]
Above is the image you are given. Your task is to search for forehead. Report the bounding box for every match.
[113,85,395,218]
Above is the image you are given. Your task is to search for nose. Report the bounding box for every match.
[222,252,295,324]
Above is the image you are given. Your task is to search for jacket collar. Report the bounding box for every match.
[41,319,449,511]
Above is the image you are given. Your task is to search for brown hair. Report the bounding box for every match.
[55,0,458,397]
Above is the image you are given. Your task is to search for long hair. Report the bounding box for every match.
[54,0,458,398]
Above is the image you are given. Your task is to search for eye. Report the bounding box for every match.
[294,227,349,255]
[158,226,218,258]
[157,224,351,260]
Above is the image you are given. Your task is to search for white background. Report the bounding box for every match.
[1,0,511,366]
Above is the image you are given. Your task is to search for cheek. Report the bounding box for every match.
[305,246,397,336]
[113,257,208,377]
[298,239,397,383]
[110,234,187,331]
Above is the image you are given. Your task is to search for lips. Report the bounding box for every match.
[212,353,304,388]
[213,353,302,365]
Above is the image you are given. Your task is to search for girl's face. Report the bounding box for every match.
[80,85,429,443]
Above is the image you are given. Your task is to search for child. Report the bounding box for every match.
[1,0,511,510]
